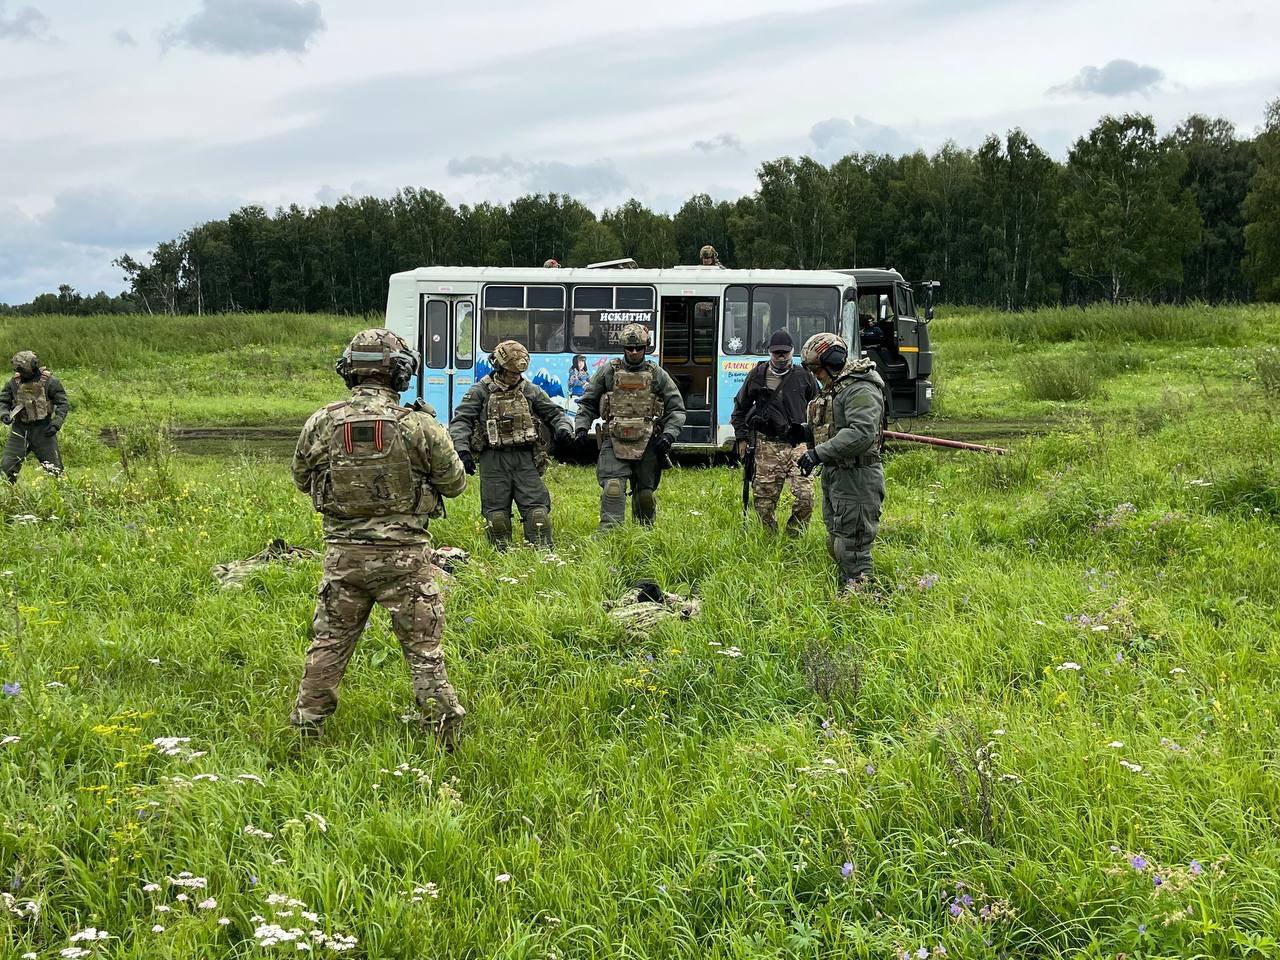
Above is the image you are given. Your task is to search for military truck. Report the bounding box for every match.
[837,268,935,419]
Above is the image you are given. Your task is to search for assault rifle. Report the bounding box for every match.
[741,430,757,516]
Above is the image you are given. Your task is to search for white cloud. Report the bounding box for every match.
[0,0,51,41]
[1049,59,1167,98]
[808,117,919,163]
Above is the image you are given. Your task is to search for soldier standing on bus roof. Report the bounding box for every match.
[796,332,888,594]
[730,330,819,536]
[574,323,686,530]
[1,351,69,483]
[448,339,573,549]
[290,328,469,748]
[699,245,723,267]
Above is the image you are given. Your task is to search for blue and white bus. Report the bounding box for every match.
[384,261,933,451]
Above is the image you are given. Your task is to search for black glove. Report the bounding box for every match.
[797,449,820,477]
[575,427,589,444]
[555,428,573,449]
[786,422,807,446]
[652,433,674,457]
[1,413,10,426]
[49,421,61,434]
[459,450,476,475]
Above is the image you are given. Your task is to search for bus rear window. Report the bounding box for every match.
[570,286,655,353]
[481,284,566,352]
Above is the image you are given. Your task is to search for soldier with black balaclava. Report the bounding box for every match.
[1,351,69,483]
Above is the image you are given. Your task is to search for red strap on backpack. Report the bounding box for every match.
[343,422,353,454]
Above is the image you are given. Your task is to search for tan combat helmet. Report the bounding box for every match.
[543,259,562,268]
[800,332,849,372]
[10,351,40,378]
[490,340,531,373]
[618,323,651,349]
[336,328,420,390]
[699,245,720,265]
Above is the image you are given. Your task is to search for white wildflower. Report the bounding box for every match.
[69,928,109,942]
[192,773,219,782]
[152,737,192,756]
[176,894,189,903]
[244,824,274,839]
[495,873,511,884]
[197,897,217,910]
[151,924,165,933]
[60,950,91,960]
[1107,741,1124,749]
[46,681,67,688]
[1170,667,1187,675]
[1119,760,1142,773]
[718,646,743,658]
[304,812,328,833]
[0,735,19,747]
[236,773,265,785]
[218,917,231,926]
[1056,662,1082,671]
[154,905,172,914]
[142,882,160,893]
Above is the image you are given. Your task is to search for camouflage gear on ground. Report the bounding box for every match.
[490,340,530,373]
[575,358,685,530]
[0,363,69,484]
[618,323,651,348]
[807,358,887,583]
[291,543,465,747]
[448,375,571,548]
[752,437,814,535]
[293,385,466,545]
[212,538,318,589]
[605,583,701,639]
[336,328,420,391]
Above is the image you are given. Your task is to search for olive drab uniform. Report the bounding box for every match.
[291,381,468,744]
[575,359,686,529]
[807,357,888,584]
[448,374,571,548]
[1,360,69,482]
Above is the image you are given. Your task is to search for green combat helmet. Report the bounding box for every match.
[490,340,531,374]
[334,328,420,391]
[10,351,40,379]
[618,323,651,349]
[800,332,849,372]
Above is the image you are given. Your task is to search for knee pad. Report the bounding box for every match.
[634,488,656,522]
[603,478,626,498]
[523,506,551,541]
[484,511,513,542]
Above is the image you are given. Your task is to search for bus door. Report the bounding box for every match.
[659,294,719,445]
[417,294,476,421]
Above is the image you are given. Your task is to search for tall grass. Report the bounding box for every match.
[933,301,1264,345]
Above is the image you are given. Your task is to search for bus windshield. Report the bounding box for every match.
[722,285,841,355]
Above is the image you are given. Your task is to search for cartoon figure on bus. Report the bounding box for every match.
[568,354,590,398]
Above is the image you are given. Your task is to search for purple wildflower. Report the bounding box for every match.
[463,617,474,625]
[864,764,876,776]
[1189,860,1202,875]
[917,948,930,960]
[841,862,854,879]
[918,573,940,590]
[1115,651,1124,664]
[949,902,963,918]
[1138,924,1147,935]
[1130,855,1147,871]
[1152,875,1162,887]
[960,894,973,907]
[1,682,19,697]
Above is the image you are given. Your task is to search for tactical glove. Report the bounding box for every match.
[555,428,574,448]
[652,433,674,456]
[49,421,61,434]
[797,449,820,477]
[575,427,589,443]
[0,413,10,425]
[786,422,808,446]
[459,451,476,475]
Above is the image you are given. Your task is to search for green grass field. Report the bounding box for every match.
[2,306,1280,958]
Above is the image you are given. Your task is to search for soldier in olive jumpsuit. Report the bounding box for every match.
[574,323,685,530]
[797,333,888,592]
[448,340,572,549]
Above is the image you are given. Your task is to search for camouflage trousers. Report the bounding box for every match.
[751,438,814,535]
[292,542,464,745]
[2,420,62,482]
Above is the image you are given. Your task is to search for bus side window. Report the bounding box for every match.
[723,286,749,354]
[455,301,474,369]
[425,300,448,369]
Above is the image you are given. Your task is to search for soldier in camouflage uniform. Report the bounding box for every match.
[730,329,819,536]
[574,323,686,530]
[797,333,888,593]
[699,245,723,267]
[290,329,469,746]
[448,340,573,549]
[1,351,69,483]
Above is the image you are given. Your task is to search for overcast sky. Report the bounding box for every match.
[1,0,1277,302]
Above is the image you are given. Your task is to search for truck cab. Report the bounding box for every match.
[838,268,934,419]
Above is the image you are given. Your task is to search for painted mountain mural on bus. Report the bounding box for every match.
[475,357,566,399]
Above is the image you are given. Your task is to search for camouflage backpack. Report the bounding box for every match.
[314,400,427,518]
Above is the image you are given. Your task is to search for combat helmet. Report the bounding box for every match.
[618,323,651,349]
[800,332,849,372]
[335,328,420,391]
[490,340,530,374]
[699,245,719,263]
[10,351,40,379]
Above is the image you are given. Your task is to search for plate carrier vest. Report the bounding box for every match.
[601,359,662,460]
[12,370,52,422]
[314,399,429,518]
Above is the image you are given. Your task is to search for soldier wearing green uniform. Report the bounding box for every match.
[1,351,69,483]
[448,340,573,549]
[290,329,469,747]
[574,323,686,530]
[797,333,888,593]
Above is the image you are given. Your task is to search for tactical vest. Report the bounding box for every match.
[806,363,888,461]
[314,400,428,519]
[483,378,538,448]
[12,371,52,422]
[601,360,662,460]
